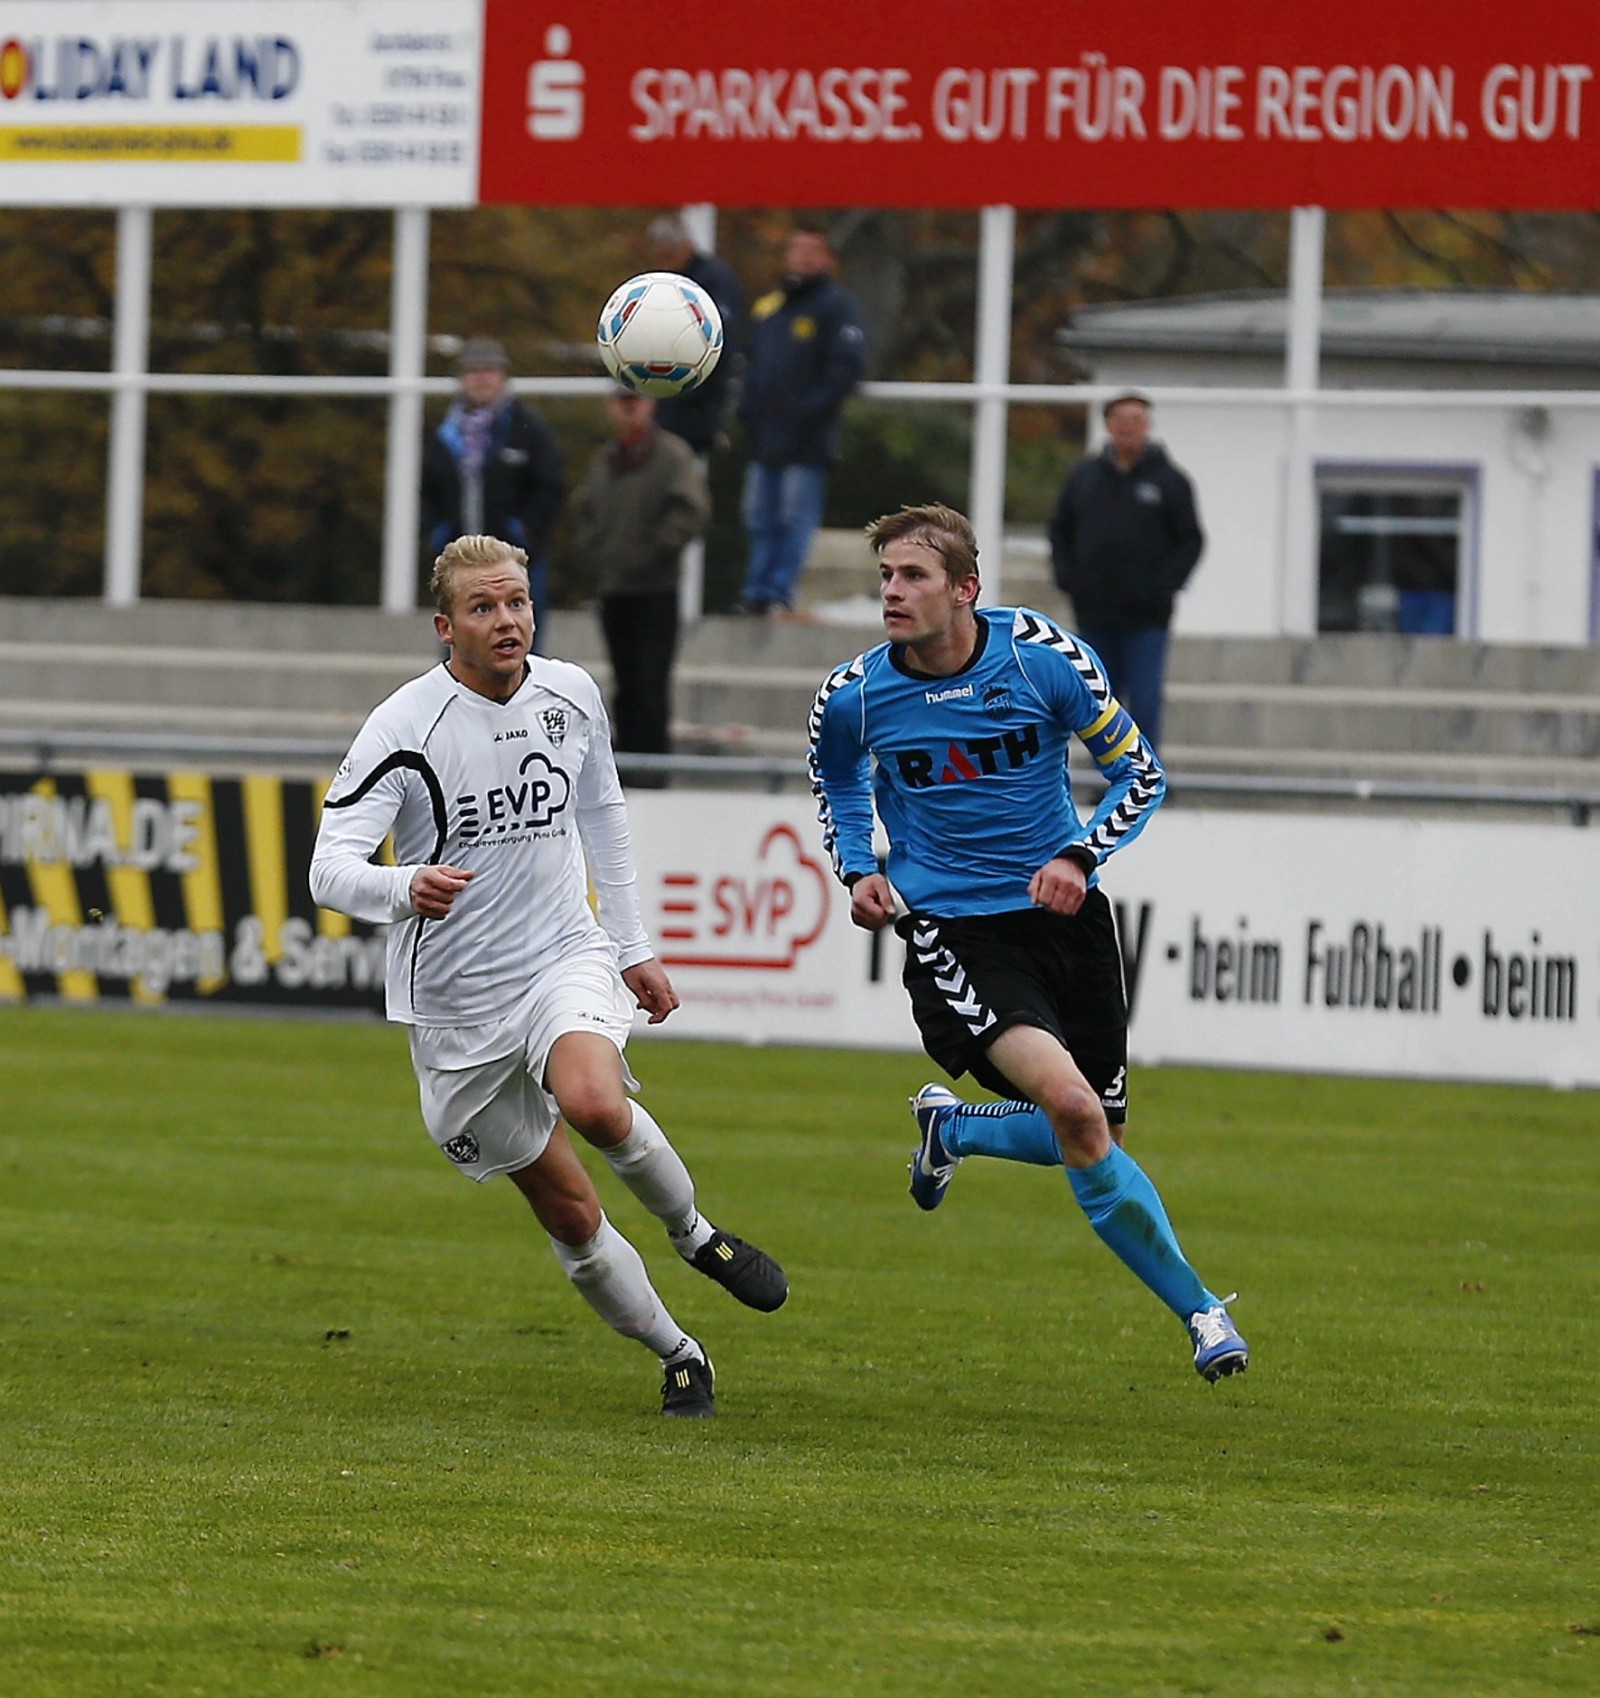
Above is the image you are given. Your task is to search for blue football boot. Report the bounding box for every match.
[908,1083,963,1211]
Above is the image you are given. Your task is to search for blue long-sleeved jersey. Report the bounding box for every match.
[807,607,1165,917]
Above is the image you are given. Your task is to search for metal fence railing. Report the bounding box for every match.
[3,727,1598,824]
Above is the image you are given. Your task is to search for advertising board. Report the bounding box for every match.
[3,3,1594,210]
[6,773,1595,1089]
[0,768,386,1010]
[480,0,1600,209]
[621,792,1600,1089]
[0,0,479,205]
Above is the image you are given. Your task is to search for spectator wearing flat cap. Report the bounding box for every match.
[421,338,566,647]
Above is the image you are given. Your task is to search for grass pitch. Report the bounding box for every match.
[1,1005,1596,1697]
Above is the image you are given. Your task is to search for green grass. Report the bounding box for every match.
[1,1005,1596,1697]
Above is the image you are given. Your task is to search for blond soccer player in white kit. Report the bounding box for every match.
[310,534,786,1418]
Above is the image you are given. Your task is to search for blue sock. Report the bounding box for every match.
[1067,1144,1218,1321]
[943,1099,1062,1167]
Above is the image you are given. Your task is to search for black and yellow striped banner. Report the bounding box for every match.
[0,769,386,1010]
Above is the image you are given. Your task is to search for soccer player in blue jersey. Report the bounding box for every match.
[807,503,1247,1382]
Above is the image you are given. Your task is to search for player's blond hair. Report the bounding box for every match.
[864,503,979,588]
[430,534,530,614]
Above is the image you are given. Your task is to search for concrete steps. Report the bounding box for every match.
[4,582,1600,794]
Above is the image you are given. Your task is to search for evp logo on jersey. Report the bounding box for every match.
[456,751,571,840]
[893,724,1040,787]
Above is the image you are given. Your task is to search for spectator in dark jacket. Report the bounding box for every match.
[420,338,565,649]
[645,214,745,456]
[571,389,710,783]
[735,222,867,616]
[1049,392,1203,752]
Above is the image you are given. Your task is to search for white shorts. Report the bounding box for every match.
[409,952,637,1183]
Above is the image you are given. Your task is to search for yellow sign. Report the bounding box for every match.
[0,767,387,1008]
[0,125,300,163]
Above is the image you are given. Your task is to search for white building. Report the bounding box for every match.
[1058,291,1600,646]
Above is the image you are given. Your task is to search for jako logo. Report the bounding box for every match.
[527,25,583,139]
[894,725,1041,787]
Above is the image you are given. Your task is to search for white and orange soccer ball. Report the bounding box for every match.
[596,271,724,398]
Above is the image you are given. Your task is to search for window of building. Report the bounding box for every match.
[1316,467,1476,636]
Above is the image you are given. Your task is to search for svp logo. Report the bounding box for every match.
[656,823,829,969]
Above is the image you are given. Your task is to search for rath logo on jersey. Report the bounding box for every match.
[655,822,829,969]
[894,724,1040,787]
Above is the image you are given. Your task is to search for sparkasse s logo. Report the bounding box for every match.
[526,24,583,138]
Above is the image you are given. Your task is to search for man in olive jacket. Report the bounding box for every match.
[571,389,711,781]
[1049,392,1204,753]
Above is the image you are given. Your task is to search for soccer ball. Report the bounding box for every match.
[597,272,723,398]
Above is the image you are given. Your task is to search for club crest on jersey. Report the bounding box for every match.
[441,1133,480,1165]
[894,724,1041,787]
[540,708,569,747]
[982,684,1013,716]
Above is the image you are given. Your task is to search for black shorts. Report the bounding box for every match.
[896,888,1129,1123]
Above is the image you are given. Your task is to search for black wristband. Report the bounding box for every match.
[1061,844,1097,875]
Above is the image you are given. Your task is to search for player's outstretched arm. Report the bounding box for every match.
[623,958,680,1025]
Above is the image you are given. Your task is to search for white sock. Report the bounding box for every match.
[661,1336,707,1368]
[548,1214,687,1359]
[603,1100,714,1254]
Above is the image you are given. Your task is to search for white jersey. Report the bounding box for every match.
[310,659,653,1038]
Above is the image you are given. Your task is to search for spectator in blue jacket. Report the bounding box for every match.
[735,222,867,616]
[420,339,565,648]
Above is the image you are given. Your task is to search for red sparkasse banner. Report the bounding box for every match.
[479,0,1600,208]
